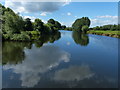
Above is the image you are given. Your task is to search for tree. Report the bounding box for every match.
[33,19,44,32]
[47,19,62,31]
[48,19,55,24]
[24,18,33,31]
[61,25,66,30]
[72,17,91,31]
[81,25,89,33]
[55,21,61,29]
[43,24,52,33]
[4,11,24,34]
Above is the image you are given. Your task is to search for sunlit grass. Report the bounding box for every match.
[87,30,120,38]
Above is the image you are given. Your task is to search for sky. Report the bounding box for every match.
[0,1,119,27]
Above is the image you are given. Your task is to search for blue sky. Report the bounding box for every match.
[1,1,118,27]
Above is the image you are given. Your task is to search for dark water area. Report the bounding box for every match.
[2,31,118,88]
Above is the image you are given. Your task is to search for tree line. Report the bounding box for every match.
[0,3,119,41]
[90,24,120,31]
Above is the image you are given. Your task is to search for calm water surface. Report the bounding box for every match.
[2,31,118,88]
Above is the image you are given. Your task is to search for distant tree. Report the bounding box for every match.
[33,19,44,32]
[92,24,119,31]
[47,19,62,31]
[43,24,52,33]
[48,19,55,24]
[61,25,66,30]
[64,27,73,31]
[72,17,91,31]
[24,18,33,31]
[55,21,62,29]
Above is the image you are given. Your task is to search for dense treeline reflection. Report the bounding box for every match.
[2,42,31,65]
[2,30,90,65]
[72,31,89,46]
[2,31,90,65]
[33,31,61,48]
[2,31,61,65]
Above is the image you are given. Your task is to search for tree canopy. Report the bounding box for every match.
[72,17,91,31]
[24,18,33,31]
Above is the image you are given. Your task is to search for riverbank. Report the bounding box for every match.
[87,30,120,38]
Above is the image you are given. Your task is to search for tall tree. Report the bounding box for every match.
[47,19,62,31]
[72,17,91,31]
[33,19,44,32]
[4,10,24,34]
[24,18,33,31]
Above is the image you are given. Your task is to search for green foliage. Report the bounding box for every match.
[61,25,66,30]
[33,19,44,32]
[2,34,11,40]
[1,4,63,41]
[43,24,52,33]
[2,6,24,34]
[72,31,89,46]
[72,17,91,31]
[81,25,89,33]
[47,18,62,32]
[87,30,120,38]
[2,41,32,65]
[30,31,40,35]
[48,19,55,24]
[55,21,62,29]
[92,24,119,31]
[64,27,73,31]
[24,18,33,31]
[10,33,30,41]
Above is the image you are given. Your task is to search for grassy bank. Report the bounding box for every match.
[87,30,120,38]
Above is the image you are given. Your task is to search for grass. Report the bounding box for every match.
[87,30,120,38]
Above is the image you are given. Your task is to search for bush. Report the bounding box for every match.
[30,31,40,35]
[10,33,30,41]
[43,24,52,33]
[2,34,11,40]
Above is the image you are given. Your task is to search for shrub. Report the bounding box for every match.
[3,34,11,40]
[30,31,40,35]
[10,33,30,41]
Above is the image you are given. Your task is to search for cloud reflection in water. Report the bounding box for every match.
[3,45,71,87]
[54,65,94,81]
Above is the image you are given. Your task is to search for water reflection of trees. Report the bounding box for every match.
[2,31,61,65]
[72,31,89,46]
[2,41,32,65]
[34,31,61,48]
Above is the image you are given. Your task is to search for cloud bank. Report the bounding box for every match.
[91,15,118,27]
[5,1,70,13]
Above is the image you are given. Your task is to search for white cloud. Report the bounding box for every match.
[67,12,71,16]
[4,0,118,2]
[40,12,47,16]
[3,45,71,88]
[91,15,118,27]
[42,19,47,24]
[96,15,118,19]
[23,16,36,22]
[5,1,71,14]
